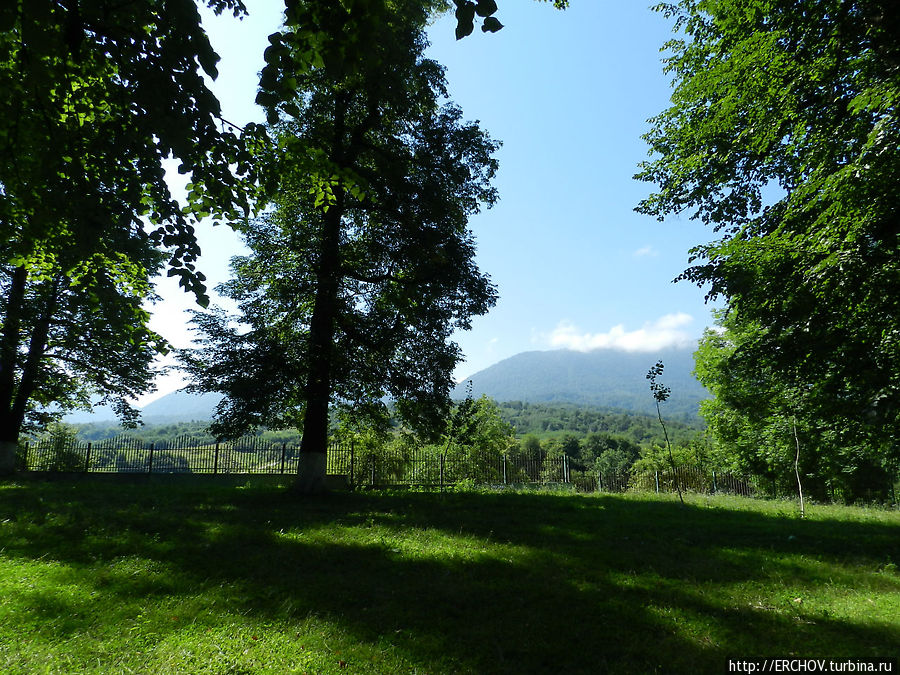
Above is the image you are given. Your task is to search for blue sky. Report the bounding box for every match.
[144,1,720,404]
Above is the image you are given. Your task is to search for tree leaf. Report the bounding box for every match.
[475,0,498,18]
[481,17,504,33]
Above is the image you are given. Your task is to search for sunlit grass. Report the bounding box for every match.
[0,481,897,674]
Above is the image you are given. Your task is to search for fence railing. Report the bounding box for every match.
[18,436,353,477]
[17,436,769,496]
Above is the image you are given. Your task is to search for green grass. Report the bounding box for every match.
[0,480,897,674]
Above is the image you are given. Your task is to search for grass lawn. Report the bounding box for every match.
[0,479,897,674]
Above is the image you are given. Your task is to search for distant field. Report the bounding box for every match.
[0,481,897,674]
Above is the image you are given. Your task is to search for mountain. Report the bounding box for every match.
[455,347,707,419]
[139,391,223,422]
[62,347,707,426]
[61,399,118,424]
[61,391,222,425]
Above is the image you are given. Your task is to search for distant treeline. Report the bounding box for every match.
[495,401,703,446]
[68,401,703,449]
[70,421,301,445]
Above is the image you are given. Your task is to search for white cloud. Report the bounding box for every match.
[548,313,695,352]
[633,245,659,258]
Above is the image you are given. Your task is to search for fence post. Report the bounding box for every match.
[213,443,219,474]
[148,443,155,474]
[655,470,660,494]
[502,455,507,485]
[440,454,445,493]
[84,442,92,473]
[598,471,603,493]
[280,443,286,474]
[370,453,376,487]
[712,470,717,494]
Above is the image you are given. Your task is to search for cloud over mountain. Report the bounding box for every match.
[548,313,695,352]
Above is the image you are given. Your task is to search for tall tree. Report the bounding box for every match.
[181,0,499,493]
[0,1,265,469]
[637,0,900,488]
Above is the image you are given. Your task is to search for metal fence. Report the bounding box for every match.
[17,436,768,496]
[351,447,572,488]
[17,436,577,489]
[18,436,352,477]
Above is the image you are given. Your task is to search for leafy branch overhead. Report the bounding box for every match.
[453,0,502,39]
[454,0,569,40]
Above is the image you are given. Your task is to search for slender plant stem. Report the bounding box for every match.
[658,401,684,505]
[793,417,805,518]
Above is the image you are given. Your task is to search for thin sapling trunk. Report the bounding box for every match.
[647,360,684,505]
[792,417,805,518]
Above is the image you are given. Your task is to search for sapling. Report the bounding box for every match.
[792,417,805,518]
[647,360,684,505]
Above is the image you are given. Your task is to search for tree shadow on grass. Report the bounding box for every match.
[0,481,898,674]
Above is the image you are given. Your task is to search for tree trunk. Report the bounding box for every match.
[0,441,16,475]
[10,276,59,431]
[295,450,328,494]
[295,97,347,494]
[0,266,28,457]
[296,201,342,493]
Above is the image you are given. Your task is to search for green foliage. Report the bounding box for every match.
[0,1,266,448]
[182,2,499,465]
[638,0,900,500]
[1,239,167,442]
[632,439,713,475]
[496,401,703,446]
[444,394,515,457]
[1,1,263,299]
[35,422,82,472]
[695,311,897,502]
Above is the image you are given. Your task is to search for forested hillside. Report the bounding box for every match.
[67,401,701,448]
[457,347,706,420]
[495,401,701,444]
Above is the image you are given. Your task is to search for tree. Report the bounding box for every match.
[694,310,896,502]
[647,360,683,504]
[181,1,499,493]
[441,394,516,469]
[0,0,568,474]
[257,0,570,125]
[637,0,900,489]
[0,228,166,464]
[0,1,266,471]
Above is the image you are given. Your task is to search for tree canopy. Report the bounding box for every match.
[0,1,269,468]
[1,0,265,302]
[181,1,500,492]
[637,0,900,496]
